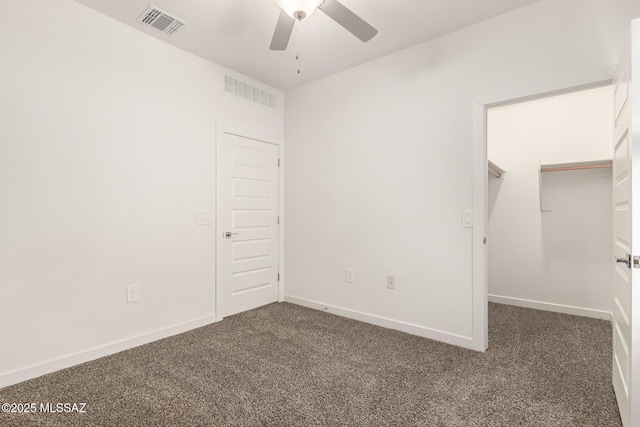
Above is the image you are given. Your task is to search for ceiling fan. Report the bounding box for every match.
[270,0,377,51]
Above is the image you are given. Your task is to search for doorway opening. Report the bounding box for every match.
[485,85,614,321]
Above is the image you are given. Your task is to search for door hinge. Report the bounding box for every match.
[278,216,280,224]
[278,158,280,167]
[278,273,280,281]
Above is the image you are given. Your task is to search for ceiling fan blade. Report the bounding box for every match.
[270,9,296,51]
[318,0,377,42]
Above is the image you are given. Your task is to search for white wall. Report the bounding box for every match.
[0,0,283,387]
[488,86,613,319]
[284,0,639,349]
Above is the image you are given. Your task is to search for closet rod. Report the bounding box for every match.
[488,169,502,179]
[488,160,505,179]
[540,163,612,173]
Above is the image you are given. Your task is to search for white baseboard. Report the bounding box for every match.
[0,314,217,390]
[285,295,475,350]
[488,294,612,321]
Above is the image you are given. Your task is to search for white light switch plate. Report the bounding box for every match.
[196,210,214,225]
[462,210,473,228]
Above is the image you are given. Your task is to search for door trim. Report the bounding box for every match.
[215,123,284,321]
[472,80,612,352]
[472,100,489,352]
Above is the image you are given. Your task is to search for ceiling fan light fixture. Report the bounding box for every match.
[274,0,323,20]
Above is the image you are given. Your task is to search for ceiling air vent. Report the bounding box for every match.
[137,5,187,36]
[223,73,277,111]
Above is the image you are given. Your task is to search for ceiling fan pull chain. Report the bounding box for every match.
[295,28,302,75]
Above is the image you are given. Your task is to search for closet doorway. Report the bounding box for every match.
[486,85,614,320]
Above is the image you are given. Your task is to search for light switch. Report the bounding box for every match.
[196,210,214,225]
[462,210,473,228]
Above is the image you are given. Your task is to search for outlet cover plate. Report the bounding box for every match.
[126,284,140,303]
[345,269,354,283]
[387,276,395,289]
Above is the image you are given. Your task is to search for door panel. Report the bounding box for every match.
[217,130,279,317]
[232,267,273,293]
[612,20,639,427]
[615,66,629,124]
[233,210,272,229]
[233,179,273,199]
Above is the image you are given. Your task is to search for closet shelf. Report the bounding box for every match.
[540,159,612,173]
[488,160,505,179]
[538,159,612,212]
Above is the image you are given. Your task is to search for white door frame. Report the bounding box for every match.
[215,122,285,322]
[472,100,489,352]
[471,82,612,352]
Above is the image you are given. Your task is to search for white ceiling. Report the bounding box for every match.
[72,0,542,90]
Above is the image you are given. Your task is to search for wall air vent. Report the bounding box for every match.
[223,73,277,111]
[137,5,187,36]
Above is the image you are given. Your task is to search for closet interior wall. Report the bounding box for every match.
[487,85,614,319]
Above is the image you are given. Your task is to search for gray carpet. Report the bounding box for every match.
[0,302,620,426]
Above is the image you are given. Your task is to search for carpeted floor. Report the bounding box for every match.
[0,302,620,426]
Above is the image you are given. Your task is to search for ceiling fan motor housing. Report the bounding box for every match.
[270,0,377,51]
[274,0,324,21]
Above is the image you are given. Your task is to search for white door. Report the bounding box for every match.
[612,19,639,427]
[216,129,280,318]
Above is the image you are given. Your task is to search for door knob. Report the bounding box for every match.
[224,232,239,238]
[616,254,631,268]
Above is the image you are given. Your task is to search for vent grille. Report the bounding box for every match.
[224,74,277,110]
[137,5,187,35]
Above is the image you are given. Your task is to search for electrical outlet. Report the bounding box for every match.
[387,276,395,290]
[126,284,140,303]
[345,269,354,283]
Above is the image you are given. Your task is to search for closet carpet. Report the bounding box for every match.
[0,302,619,426]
